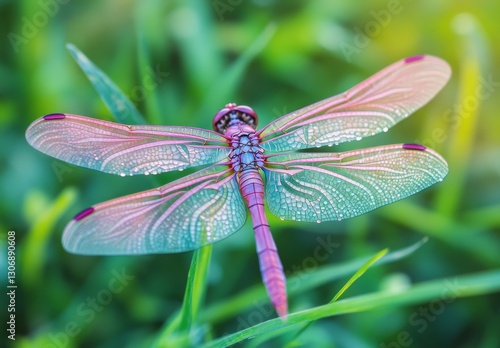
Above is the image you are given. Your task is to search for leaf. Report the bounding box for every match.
[377,201,500,267]
[286,247,389,346]
[179,244,213,330]
[201,23,277,111]
[155,245,213,347]
[200,238,427,324]
[21,187,78,287]
[332,248,389,302]
[66,43,146,125]
[201,269,500,347]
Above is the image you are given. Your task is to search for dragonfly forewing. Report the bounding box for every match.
[26,114,230,176]
[260,55,451,152]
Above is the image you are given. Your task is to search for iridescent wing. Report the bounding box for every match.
[62,166,247,254]
[259,55,451,152]
[26,114,230,176]
[263,144,448,222]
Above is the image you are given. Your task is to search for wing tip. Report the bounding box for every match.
[43,113,66,120]
[404,55,426,64]
[73,207,95,221]
[404,54,451,77]
[402,143,449,178]
[402,143,427,151]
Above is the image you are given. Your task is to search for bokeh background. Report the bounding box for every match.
[1,0,499,347]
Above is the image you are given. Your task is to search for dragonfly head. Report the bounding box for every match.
[213,103,258,133]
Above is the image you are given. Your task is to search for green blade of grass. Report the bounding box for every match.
[200,238,427,324]
[179,244,213,330]
[463,204,500,228]
[285,248,390,347]
[134,1,169,125]
[66,43,146,125]
[173,0,221,102]
[155,244,212,347]
[377,201,500,267]
[331,248,389,302]
[435,15,486,217]
[21,187,77,287]
[202,269,500,347]
[201,23,276,112]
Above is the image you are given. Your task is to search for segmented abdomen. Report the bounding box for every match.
[238,168,288,317]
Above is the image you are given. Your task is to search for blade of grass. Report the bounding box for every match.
[134,1,168,125]
[331,248,389,302]
[377,201,500,267]
[66,43,146,125]
[21,187,77,287]
[179,244,212,330]
[285,248,389,347]
[201,23,276,112]
[202,269,500,347]
[136,29,162,125]
[174,0,221,100]
[435,14,485,216]
[463,204,500,228]
[200,238,427,324]
[155,244,212,347]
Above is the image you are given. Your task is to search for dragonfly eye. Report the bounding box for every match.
[212,104,258,133]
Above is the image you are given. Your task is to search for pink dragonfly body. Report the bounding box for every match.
[26,55,451,318]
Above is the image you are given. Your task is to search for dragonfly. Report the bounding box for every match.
[26,55,450,318]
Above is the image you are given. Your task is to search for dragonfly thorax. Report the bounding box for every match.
[213,103,258,134]
[228,128,264,172]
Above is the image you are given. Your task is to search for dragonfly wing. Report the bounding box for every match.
[62,165,246,254]
[26,114,230,175]
[260,55,451,152]
[263,144,448,222]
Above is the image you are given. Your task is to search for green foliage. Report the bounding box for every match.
[203,269,500,347]
[67,43,146,125]
[2,1,500,347]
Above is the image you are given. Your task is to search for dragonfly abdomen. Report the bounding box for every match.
[239,168,288,318]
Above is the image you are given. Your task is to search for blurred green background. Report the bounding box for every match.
[1,0,500,347]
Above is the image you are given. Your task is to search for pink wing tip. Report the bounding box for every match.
[73,207,95,221]
[43,113,66,120]
[403,143,427,151]
[404,55,425,64]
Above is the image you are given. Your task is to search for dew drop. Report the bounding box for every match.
[316,220,321,224]
[383,127,388,132]
[120,173,126,177]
